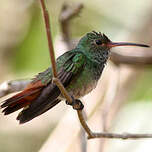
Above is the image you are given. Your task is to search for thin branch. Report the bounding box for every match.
[0,79,31,98]
[77,106,152,140]
[88,132,152,140]
[40,0,57,77]
[52,78,72,105]
[77,110,93,138]
[40,0,73,105]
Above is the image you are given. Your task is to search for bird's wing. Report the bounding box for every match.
[2,51,86,124]
[1,51,76,112]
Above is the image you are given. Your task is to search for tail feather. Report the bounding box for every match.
[2,102,28,115]
[1,81,62,124]
[17,99,61,124]
[1,88,41,108]
[1,67,74,124]
[16,83,62,124]
[1,88,43,115]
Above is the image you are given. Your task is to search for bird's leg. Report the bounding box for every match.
[66,96,84,110]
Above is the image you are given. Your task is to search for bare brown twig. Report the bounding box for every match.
[52,78,72,105]
[40,0,74,106]
[40,0,57,77]
[88,132,152,139]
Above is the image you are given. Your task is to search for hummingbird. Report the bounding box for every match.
[0,31,149,124]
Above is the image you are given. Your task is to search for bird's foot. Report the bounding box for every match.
[66,97,84,110]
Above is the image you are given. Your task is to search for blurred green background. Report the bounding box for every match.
[0,0,152,152]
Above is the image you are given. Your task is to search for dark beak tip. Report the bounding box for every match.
[109,42,151,48]
[143,44,150,48]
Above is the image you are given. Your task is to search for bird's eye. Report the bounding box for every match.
[95,39,102,45]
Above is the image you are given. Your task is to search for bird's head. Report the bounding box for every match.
[77,31,149,54]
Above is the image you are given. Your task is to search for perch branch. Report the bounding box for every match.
[52,78,72,105]
[40,0,57,77]
[88,132,152,139]
[40,0,73,106]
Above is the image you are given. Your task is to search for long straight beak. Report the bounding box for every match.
[107,42,150,48]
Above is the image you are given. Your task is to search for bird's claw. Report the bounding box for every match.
[72,99,84,110]
[65,97,84,110]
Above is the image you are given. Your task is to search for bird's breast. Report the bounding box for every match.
[65,65,98,99]
[67,79,97,99]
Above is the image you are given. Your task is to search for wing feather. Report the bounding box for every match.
[1,50,86,124]
[17,69,73,123]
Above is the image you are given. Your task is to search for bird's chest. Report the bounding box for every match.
[66,64,100,99]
